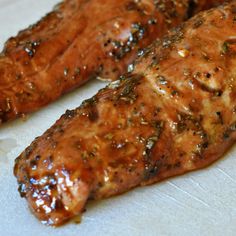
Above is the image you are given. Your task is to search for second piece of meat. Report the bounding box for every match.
[0,0,224,123]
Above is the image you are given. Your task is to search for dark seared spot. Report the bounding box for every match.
[174,161,181,168]
[216,111,224,125]
[88,107,99,122]
[205,73,211,79]
[148,18,157,25]
[151,56,159,67]
[23,146,34,159]
[231,6,236,14]
[30,158,39,170]
[64,109,77,119]
[144,160,162,180]
[187,0,196,19]
[0,111,8,123]
[54,125,64,133]
[126,1,138,11]
[192,78,223,97]
[54,199,65,210]
[115,74,142,103]
[143,121,164,180]
[81,97,97,108]
[193,18,204,28]
[23,40,41,58]
[221,39,236,56]
[18,183,27,198]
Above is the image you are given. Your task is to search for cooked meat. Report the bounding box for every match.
[14,1,236,226]
[0,0,224,123]
[192,0,227,12]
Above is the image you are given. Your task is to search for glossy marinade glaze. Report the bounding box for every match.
[14,1,236,226]
[0,0,224,123]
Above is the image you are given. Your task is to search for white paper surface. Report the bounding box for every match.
[0,1,235,236]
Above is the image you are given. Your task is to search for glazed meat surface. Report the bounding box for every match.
[0,0,224,123]
[14,1,236,226]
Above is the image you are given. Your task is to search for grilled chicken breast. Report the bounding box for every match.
[0,0,224,123]
[14,1,236,226]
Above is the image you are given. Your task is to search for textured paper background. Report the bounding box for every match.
[0,1,235,235]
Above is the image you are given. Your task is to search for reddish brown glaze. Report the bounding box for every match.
[0,0,224,123]
[14,2,236,226]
